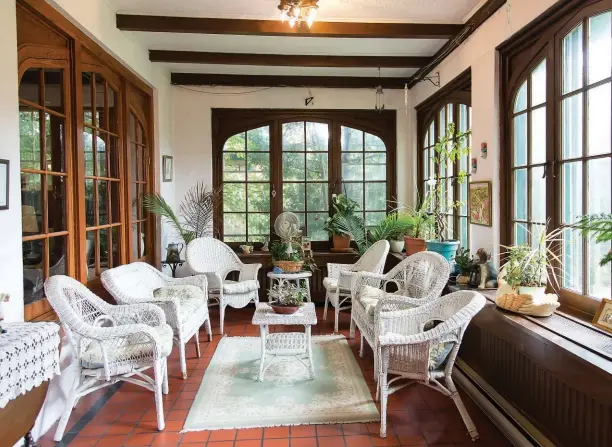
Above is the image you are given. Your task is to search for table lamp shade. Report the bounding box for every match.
[22,205,39,233]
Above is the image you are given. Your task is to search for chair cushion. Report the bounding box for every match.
[81,324,174,369]
[153,285,207,326]
[429,342,453,370]
[323,278,351,293]
[222,279,259,294]
[359,285,386,316]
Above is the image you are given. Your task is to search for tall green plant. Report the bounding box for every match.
[143,183,220,245]
[429,123,471,241]
[573,213,612,266]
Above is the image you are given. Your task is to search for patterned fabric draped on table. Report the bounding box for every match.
[0,323,61,409]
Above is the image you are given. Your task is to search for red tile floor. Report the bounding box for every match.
[39,307,512,447]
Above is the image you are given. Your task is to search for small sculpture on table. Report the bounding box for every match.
[475,249,498,289]
[261,236,270,252]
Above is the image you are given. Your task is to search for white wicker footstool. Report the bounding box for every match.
[251,302,317,382]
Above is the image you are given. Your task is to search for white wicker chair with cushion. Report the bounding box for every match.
[323,240,389,333]
[350,251,450,378]
[186,237,261,335]
[376,291,486,439]
[45,275,173,441]
[101,262,212,380]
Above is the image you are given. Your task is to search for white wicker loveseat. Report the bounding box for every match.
[186,237,261,334]
[45,275,173,441]
[376,291,486,439]
[101,262,212,380]
[349,251,450,377]
[322,240,389,333]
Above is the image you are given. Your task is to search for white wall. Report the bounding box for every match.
[410,0,560,260]
[172,86,416,210]
[0,1,23,323]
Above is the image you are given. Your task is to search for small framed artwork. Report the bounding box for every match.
[301,236,312,254]
[162,155,173,182]
[469,181,492,227]
[0,159,9,210]
[593,299,612,334]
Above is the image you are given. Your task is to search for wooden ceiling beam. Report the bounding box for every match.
[117,15,462,39]
[150,50,429,68]
[171,73,407,89]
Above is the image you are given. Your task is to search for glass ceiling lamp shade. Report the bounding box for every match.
[279,0,319,28]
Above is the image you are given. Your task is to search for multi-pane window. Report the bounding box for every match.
[421,103,471,248]
[19,67,71,305]
[282,121,329,241]
[222,126,271,243]
[82,72,122,280]
[502,5,611,314]
[341,126,387,228]
[130,112,150,260]
[214,111,396,246]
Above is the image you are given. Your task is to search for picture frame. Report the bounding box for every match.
[162,155,173,182]
[0,159,9,210]
[592,298,612,334]
[469,181,492,227]
[301,236,312,254]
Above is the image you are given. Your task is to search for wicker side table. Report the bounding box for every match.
[266,271,312,302]
[251,302,317,382]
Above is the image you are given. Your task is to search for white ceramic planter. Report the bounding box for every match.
[390,240,404,253]
[518,286,546,298]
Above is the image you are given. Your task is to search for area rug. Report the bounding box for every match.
[183,334,379,431]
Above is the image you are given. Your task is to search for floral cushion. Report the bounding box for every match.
[222,279,259,294]
[424,320,453,370]
[153,285,208,327]
[359,285,386,316]
[81,324,174,369]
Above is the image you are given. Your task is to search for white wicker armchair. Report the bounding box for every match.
[323,240,389,333]
[186,237,261,334]
[376,291,486,439]
[45,275,173,441]
[350,251,451,376]
[101,262,212,380]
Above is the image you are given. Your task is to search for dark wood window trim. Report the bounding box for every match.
[499,0,611,318]
[17,0,159,321]
[212,109,397,250]
[416,69,472,246]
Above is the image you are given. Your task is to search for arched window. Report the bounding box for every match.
[501,3,611,315]
[215,110,396,248]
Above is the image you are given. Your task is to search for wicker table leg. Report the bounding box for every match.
[258,324,267,382]
[306,325,315,379]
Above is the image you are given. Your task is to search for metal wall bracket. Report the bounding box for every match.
[422,72,441,87]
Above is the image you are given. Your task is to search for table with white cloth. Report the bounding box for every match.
[0,322,61,446]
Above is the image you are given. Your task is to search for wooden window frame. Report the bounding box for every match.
[212,109,397,251]
[499,0,611,317]
[17,0,159,321]
[416,69,472,247]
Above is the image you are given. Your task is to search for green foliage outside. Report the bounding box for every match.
[573,213,612,266]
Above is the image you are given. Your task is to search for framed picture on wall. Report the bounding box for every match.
[469,181,492,227]
[162,155,173,182]
[593,299,612,334]
[0,159,9,210]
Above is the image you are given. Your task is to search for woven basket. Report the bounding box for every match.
[273,261,303,272]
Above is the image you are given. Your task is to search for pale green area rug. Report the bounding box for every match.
[183,334,379,431]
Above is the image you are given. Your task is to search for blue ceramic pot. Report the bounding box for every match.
[426,240,460,261]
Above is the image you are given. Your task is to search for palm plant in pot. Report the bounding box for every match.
[324,194,364,251]
[268,280,305,314]
[368,211,415,253]
[426,123,471,260]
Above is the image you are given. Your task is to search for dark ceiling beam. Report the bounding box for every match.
[150,50,430,68]
[407,0,507,88]
[117,15,462,39]
[171,73,407,89]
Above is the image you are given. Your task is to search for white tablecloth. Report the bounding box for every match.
[0,322,61,409]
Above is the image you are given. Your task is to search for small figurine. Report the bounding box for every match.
[261,236,270,252]
[239,244,253,255]
[475,249,498,289]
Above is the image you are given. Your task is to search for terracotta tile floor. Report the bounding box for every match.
[39,307,512,447]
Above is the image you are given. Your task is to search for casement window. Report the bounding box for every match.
[17,2,157,320]
[213,110,397,248]
[417,70,472,248]
[500,0,611,316]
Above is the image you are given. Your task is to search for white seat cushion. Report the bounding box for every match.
[359,285,386,316]
[222,279,259,294]
[323,278,351,293]
[153,285,208,326]
[81,324,174,369]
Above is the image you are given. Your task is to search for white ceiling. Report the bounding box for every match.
[110,0,479,83]
[110,0,482,23]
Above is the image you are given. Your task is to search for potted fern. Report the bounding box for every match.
[426,123,470,260]
[368,211,414,253]
[324,194,364,250]
[403,201,433,256]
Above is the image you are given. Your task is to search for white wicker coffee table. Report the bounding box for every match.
[251,302,317,382]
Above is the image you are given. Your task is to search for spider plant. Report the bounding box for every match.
[573,213,612,266]
[143,182,221,245]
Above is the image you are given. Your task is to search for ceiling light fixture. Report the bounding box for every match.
[279,0,319,28]
[375,68,385,113]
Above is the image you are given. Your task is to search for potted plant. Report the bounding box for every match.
[368,211,414,253]
[402,200,432,256]
[426,123,470,260]
[324,194,364,250]
[270,240,317,273]
[454,247,473,285]
[269,280,305,314]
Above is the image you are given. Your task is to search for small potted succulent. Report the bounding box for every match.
[269,281,305,314]
[454,247,473,285]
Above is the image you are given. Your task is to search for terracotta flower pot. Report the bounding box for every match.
[271,304,301,314]
[332,234,351,250]
[404,236,427,256]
